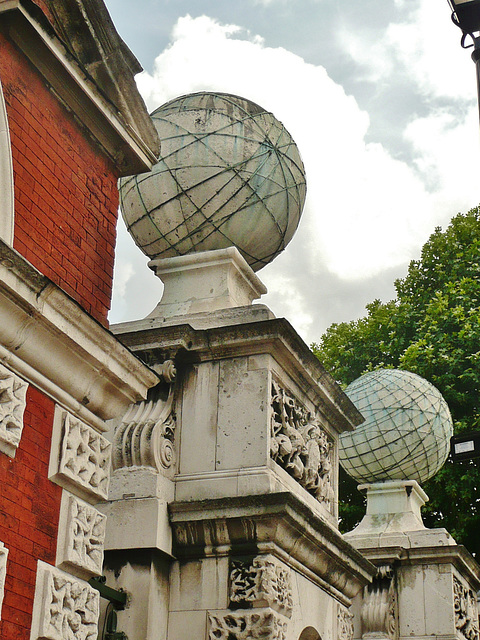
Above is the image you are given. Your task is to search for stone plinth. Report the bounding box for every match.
[345,481,480,640]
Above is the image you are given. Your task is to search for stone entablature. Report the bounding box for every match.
[30,561,99,640]
[0,362,28,457]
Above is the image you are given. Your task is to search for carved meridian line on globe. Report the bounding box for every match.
[361,565,396,640]
[270,379,335,510]
[113,366,176,473]
[230,555,293,618]
[454,575,480,640]
[0,362,28,455]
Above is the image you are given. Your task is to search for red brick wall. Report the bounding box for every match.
[0,386,61,640]
[0,33,119,326]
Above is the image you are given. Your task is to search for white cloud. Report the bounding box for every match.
[112,13,479,342]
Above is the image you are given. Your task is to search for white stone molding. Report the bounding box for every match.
[454,575,479,640]
[0,542,8,620]
[0,240,159,430]
[271,380,335,511]
[338,605,354,640]
[0,361,28,457]
[113,374,176,475]
[30,561,99,640]
[50,407,111,502]
[56,492,106,579]
[208,609,288,640]
[361,565,396,640]
[0,77,13,246]
[230,555,293,618]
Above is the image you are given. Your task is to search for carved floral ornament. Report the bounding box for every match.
[338,606,354,640]
[113,360,176,474]
[454,576,480,640]
[270,380,334,511]
[208,555,292,640]
[0,361,28,457]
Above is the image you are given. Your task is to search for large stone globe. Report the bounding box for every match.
[339,369,453,485]
[119,92,306,271]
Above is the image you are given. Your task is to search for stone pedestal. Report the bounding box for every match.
[100,249,376,640]
[345,480,480,640]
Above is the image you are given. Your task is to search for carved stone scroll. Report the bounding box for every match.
[338,605,354,640]
[454,575,480,640]
[57,493,106,579]
[113,374,176,475]
[51,409,111,502]
[230,555,293,617]
[361,565,396,640]
[208,609,288,640]
[270,380,334,510]
[0,542,8,620]
[0,362,28,457]
[31,561,99,640]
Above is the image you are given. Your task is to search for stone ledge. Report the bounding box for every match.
[0,240,159,426]
[169,492,375,604]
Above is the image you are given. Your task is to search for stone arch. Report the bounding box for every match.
[298,627,321,640]
[0,76,14,245]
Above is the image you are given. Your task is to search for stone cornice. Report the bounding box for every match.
[0,0,158,175]
[113,316,364,434]
[169,492,376,606]
[0,240,159,428]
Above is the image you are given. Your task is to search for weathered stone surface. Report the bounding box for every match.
[208,608,288,640]
[30,561,99,640]
[0,542,8,620]
[0,362,28,457]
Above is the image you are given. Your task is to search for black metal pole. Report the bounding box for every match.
[472,36,480,124]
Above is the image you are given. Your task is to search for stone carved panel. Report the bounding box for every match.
[0,542,8,620]
[230,555,293,617]
[454,576,479,640]
[338,605,354,640]
[361,565,396,640]
[270,380,334,510]
[113,374,176,475]
[52,409,111,501]
[31,561,99,640]
[57,493,106,579]
[0,363,28,457]
[208,608,288,640]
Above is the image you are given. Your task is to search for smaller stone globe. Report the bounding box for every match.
[119,92,307,272]
[339,369,453,485]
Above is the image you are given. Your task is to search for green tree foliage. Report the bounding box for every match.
[312,207,480,555]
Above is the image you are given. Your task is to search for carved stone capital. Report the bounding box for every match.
[270,380,335,511]
[113,381,176,475]
[230,555,293,618]
[361,565,396,640]
[208,608,288,640]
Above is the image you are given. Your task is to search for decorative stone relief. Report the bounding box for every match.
[57,493,106,579]
[208,609,288,640]
[230,554,293,617]
[113,373,176,475]
[454,576,479,640]
[51,409,111,501]
[0,362,28,457]
[0,542,8,620]
[270,380,334,510]
[338,605,354,640]
[361,565,396,640]
[31,561,99,640]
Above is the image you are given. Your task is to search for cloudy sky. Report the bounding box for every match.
[105,0,480,345]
